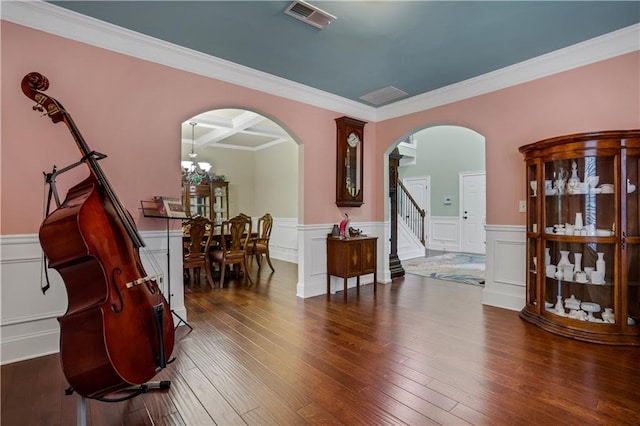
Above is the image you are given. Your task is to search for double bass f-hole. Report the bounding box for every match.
[110,269,124,313]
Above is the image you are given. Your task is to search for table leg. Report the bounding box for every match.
[344,277,348,302]
[327,274,330,299]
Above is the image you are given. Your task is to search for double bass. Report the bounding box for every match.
[22,72,175,399]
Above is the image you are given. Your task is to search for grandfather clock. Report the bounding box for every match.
[389,148,405,278]
[335,116,366,207]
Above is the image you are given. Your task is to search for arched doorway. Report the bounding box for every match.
[180,108,301,279]
[387,125,486,268]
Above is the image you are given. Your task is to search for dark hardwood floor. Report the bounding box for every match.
[2,258,640,425]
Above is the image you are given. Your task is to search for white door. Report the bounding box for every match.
[403,176,430,245]
[460,172,486,254]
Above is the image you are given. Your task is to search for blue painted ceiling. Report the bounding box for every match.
[49,1,639,107]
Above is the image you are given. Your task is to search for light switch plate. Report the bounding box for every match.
[519,200,526,212]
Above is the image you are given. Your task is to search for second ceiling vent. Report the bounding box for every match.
[284,1,336,30]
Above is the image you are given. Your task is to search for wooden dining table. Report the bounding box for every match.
[182,228,258,283]
[182,227,258,248]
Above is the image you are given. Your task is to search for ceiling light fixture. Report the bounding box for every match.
[182,121,212,185]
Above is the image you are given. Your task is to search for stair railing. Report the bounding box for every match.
[397,180,426,245]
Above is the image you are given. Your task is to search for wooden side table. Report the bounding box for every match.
[326,236,377,301]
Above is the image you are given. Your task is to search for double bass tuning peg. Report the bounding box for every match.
[32,104,44,113]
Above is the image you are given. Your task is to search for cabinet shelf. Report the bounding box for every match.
[532,192,615,198]
[542,235,615,243]
[519,129,640,345]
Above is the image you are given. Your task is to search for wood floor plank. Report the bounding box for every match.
[178,367,243,425]
[3,258,640,425]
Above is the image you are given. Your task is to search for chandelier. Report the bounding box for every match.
[181,122,212,185]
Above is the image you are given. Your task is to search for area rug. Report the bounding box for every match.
[404,252,485,286]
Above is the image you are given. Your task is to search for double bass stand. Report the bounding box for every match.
[75,380,171,426]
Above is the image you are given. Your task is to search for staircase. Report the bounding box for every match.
[398,180,425,244]
[397,180,426,260]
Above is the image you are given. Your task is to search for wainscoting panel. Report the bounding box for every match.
[0,231,185,365]
[482,225,526,311]
[428,216,460,252]
[269,217,298,264]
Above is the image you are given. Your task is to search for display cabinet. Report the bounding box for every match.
[326,236,377,301]
[211,181,229,226]
[182,181,229,225]
[519,130,640,345]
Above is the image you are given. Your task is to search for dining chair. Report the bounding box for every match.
[238,212,253,254]
[251,213,275,272]
[209,214,254,286]
[183,215,214,288]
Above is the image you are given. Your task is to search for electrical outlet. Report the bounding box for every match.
[519,200,526,213]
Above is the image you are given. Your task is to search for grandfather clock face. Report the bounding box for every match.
[336,117,366,207]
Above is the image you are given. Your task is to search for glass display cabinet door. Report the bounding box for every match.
[526,162,539,309]
[543,155,616,322]
[625,150,639,327]
[187,184,211,219]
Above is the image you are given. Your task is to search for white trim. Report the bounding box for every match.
[397,215,424,261]
[2,2,638,122]
[428,216,460,252]
[482,225,527,311]
[268,217,298,264]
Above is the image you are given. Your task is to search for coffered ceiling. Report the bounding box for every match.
[182,109,293,151]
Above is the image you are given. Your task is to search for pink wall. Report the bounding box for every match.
[2,21,639,237]
[377,52,640,224]
[2,22,376,235]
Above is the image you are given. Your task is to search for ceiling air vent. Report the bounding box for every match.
[284,0,336,30]
[360,86,409,106]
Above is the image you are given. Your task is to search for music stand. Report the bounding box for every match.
[140,200,192,331]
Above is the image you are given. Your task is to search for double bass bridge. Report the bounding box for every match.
[125,275,158,289]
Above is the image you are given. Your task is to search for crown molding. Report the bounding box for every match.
[377,23,640,121]
[3,1,638,123]
[1,0,377,121]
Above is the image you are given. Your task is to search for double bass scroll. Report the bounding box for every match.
[22,72,175,399]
